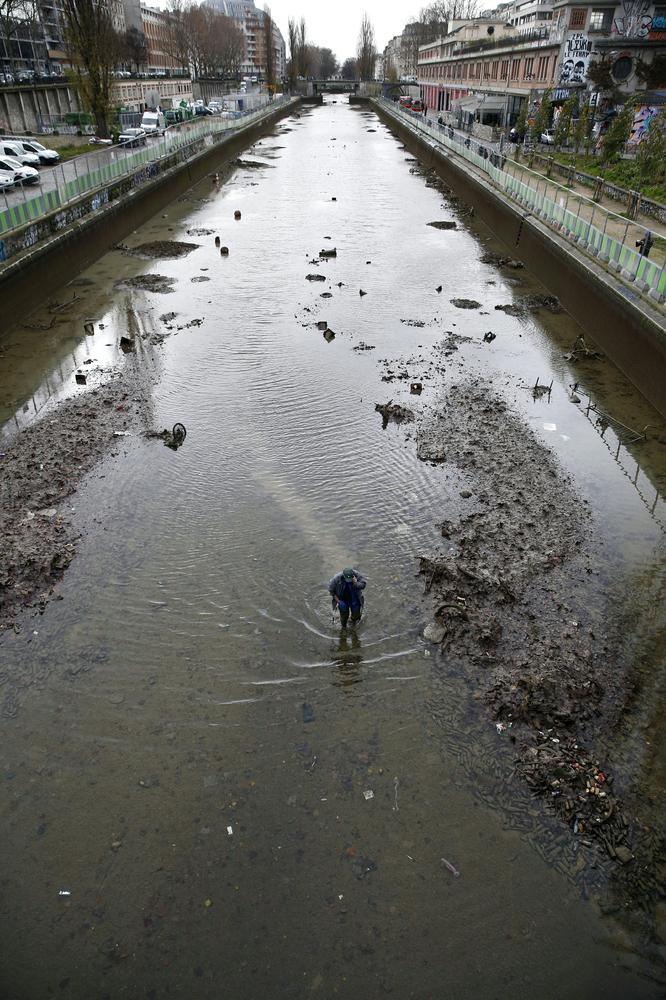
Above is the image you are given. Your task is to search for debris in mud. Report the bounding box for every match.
[146,423,187,451]
[532,377,553,399]
[234,211,242,220]
[351,856,377,880]
[115,274,176,294]
[119,337,135,353]
[75,372,87,385]
[427,221,457,230]
[375,402,415,429]
[480,252,524,270]
[417,436,446,463]
[436,286,442,294]
[306,274,326,282]
[423,622,446,643]
[323,329,336,343]
[495,303,523,317]
[359,289,367,297]
[321,292,333,299]
[234,158,274,169]
[316,321,328,330]
[450,299,481,310]
[117,241,199,260]
[410,383,423,395]
[401,319,426,328]
[522,294,563,314]
[160,312,178,324]
[414,380,664,886]
[565,336,604,362]
[220,246,229,256]
[319,248,337,258]
[187,228,215,237]
[483,332,496,343]
[353,343,375,351]
[0,382,148,635]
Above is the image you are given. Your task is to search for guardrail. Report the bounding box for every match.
[0,96,293,239]
[378,97,666,309]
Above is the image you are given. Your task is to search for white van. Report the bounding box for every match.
[140,110,166,135]
[0,140,40,167]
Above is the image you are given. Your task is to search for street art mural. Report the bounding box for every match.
[613,0,655,37]
[628,104,661,143]
[559,33,593,84]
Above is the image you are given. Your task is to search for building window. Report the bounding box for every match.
[612,55,632,80]
[525,57,534,79]
[589,8,613,30]
[511,58,520,79]
[501,59,509,79]
[569,8,587,28]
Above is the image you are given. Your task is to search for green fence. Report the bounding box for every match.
[380,98,666,307]
[0,97,293,241]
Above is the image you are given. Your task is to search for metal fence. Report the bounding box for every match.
[378,98,666,308]
[0,96,293,239]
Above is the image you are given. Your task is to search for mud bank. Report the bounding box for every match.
[414,380,664,903]
[0,369,149,635]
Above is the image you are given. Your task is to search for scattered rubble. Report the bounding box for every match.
[114,275,176,294]
[450,299,481,310]
[375,402,415,429]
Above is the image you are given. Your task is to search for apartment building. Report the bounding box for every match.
[417,0,666,127]
[207,0,286,79]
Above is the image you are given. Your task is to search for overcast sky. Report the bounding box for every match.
[150,2,420,60]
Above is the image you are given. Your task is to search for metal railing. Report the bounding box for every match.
[0,96,293,240]
[378,97,666,308]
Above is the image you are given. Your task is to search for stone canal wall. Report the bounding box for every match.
[0,98,298,333]
[373,99,666,417]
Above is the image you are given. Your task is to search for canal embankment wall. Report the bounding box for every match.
[373,99,666,418]
[0,98,298,334]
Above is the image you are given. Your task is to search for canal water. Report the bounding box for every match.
[1,100,665,999]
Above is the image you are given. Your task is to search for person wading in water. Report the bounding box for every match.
[328,568,367,628]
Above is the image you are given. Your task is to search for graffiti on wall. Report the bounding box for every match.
[613,0,654,37]
[559,33,593,84]
[628,105,661,144]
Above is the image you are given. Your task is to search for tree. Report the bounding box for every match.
[60,0,119,137]
[573,101,591,154]
[287,17,298,87]
[554,95,576,150]
[0,0,37,73]
[341,56,357,80]
[318,47,338,79]
[385,57,398,83]
[636,116,666,187]
[635,54,666,89]
[296,17,308,77]
[120,26,147,74]
[514,101,528,139]
[356,12,375,81]
[164,0,191,73]
[601,101,633,163]
[263,5,275,87]
[530,88,552,144]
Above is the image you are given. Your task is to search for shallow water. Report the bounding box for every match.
[1,101,665,999]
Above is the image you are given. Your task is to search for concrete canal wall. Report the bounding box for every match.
[0,98,298,333]
[374,99,666,418]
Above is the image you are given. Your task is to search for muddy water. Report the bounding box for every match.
[1,102,665,999]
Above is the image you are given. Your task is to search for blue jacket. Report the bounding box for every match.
[328,570,366,609]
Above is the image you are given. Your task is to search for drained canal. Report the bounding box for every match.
[1,100,665,999]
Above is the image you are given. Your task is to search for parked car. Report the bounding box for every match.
[16,69,35,83]
[118,127,147,146]
[0,140,40,167]
[409,99,425,113]
[0,155,38,184]
[0,167,16,189]
[540,129,556,144]
[9,138,60,164]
